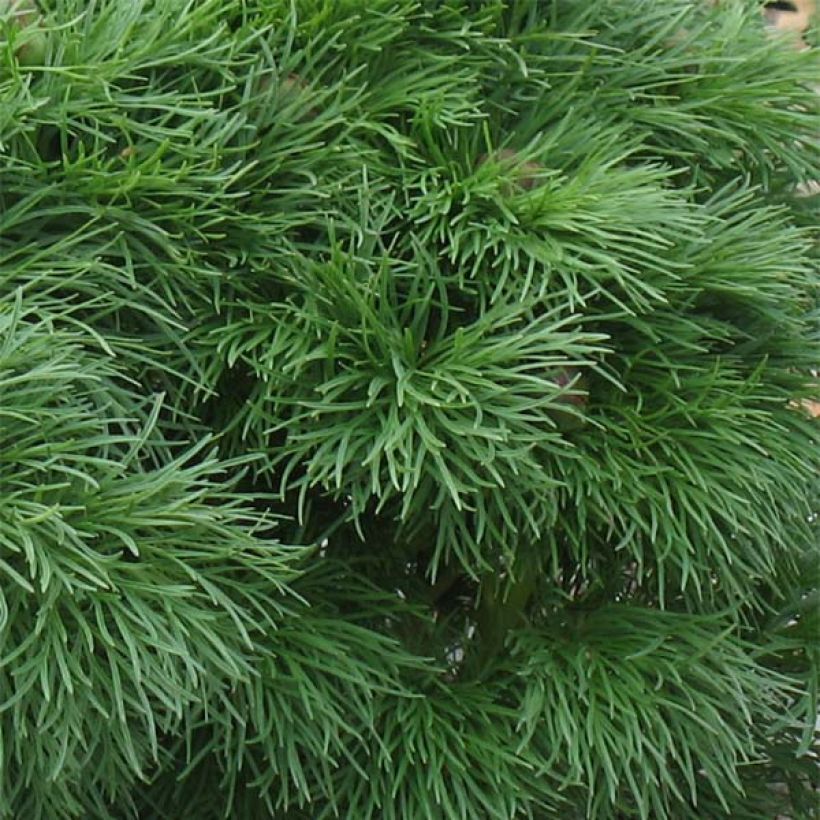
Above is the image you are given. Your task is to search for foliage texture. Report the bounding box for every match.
[0,0,818,817]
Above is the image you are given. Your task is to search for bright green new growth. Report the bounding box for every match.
[0,0,818,818]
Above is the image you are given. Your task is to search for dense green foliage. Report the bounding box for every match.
[1,0,818,817]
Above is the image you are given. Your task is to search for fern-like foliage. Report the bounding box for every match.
[0,0,818,818]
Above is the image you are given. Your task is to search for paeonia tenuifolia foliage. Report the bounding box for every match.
[1,1,817,818]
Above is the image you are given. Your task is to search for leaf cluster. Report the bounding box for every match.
[0,0,817,818]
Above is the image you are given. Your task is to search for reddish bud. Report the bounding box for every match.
[477,148,543,191]
[545,367,589,431]
[1,0,47,65]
